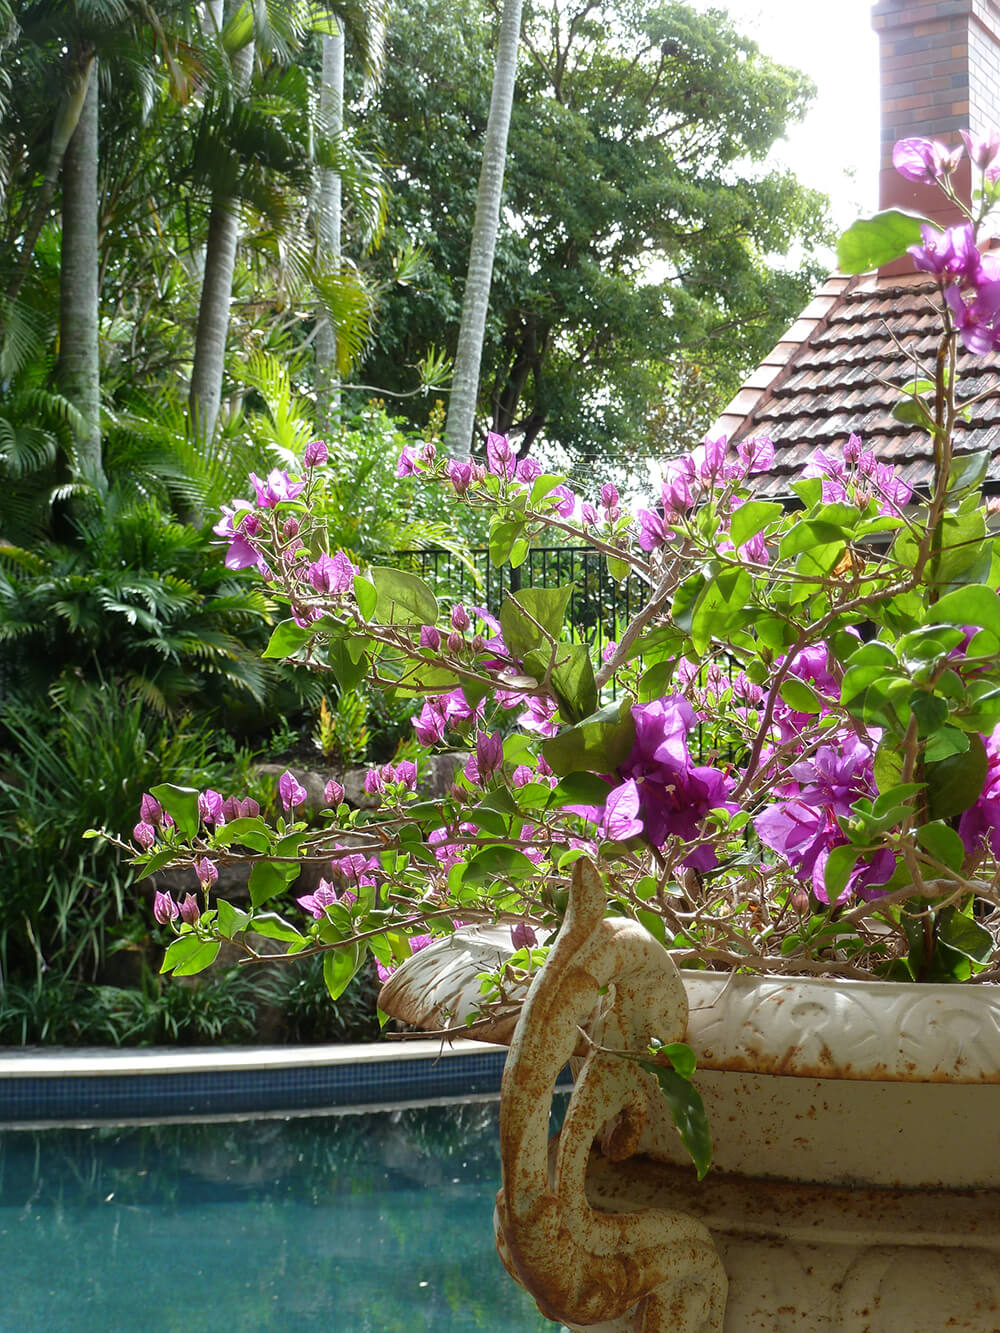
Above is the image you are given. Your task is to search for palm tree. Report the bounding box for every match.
[443,0,523,457]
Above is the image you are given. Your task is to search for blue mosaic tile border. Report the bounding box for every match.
[0,1049,519,1121]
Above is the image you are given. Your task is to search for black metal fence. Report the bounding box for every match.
[393,546,646,662]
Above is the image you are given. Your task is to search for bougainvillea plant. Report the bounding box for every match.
[99,135,1000,1048]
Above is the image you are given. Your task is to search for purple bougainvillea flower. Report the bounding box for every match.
[550,485,576,518]
[306,550,357,595]
[601,779,644,841]
[297,879,340,920]
[601,482,620,511]
[396,445,418,477]
[329,852,381,889]
[249,469,305,508]
[194,857,218,890]
[515,456,542,483]
[133,821,156,850]
[447,459,474,495]
[303,439,328,468]
[580,502,598,527]
[736,435,774,473]
[139,792,163,825]
[893,136,959,185]
[198,789,225,826]
[221,795,260,821]
[213,500,263,571]
[518,694,559,737]
[637,508,671,552]
[324,779,345,807]
[511,764,534,788]
[476,730,504,780]
[153,891,178,924]
[945,279,1000,355]
[450,603,471,632]
[485,432,516,479]
[510,922,538,950]
[908,222,982,284]
[419,624,441,650]
[279,770,307,812]
[428,823,477,870]
[411,688,481,745]
[178,893,201,925]
[961,128,1000,171]
[660,457,696,513]
[363,768,385,797]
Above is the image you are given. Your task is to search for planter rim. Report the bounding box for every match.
[378,925,1000,1084]
[681,969,1000,1084]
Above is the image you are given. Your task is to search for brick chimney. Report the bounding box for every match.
[874,0,1000,231]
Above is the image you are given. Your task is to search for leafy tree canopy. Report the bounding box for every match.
[358,0,832,477]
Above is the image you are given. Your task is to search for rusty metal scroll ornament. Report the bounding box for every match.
[494,859,727,1332]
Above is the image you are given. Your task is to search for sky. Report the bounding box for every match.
[689,0,881,230]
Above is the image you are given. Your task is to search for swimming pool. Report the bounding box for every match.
[0,1097,566,1332]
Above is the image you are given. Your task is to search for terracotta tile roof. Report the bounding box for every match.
[712,270,1000,498]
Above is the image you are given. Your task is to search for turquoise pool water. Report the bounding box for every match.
[0,1098,565,1332]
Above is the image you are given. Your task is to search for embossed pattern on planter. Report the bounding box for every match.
[493,860,727,1333]
[683,973,1000,1082]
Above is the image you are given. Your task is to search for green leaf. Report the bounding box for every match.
[606,555,630,583]
[926,734,988,819]
[523,643,597,723]
[370,566,439,625]
[215,900,251,939]
[353,575,377,620]
[548,772,615,808]
[252,912,305,943]
[779,678,823,714]
[214,817,272,854]
[462,846,539,886]
[891,397,935,430]
[837,209,931,274]
[916,821,966,873]
[729,500,782,548]
[323,943,363,1001]
[542,701,636,776]
[489,518,525,566]
[262,619,314,659]
[499,586,575,659]
[150,784,200,840]
[824,843,861,902]
[161,935,220,977]
[649,1039,697,1080]
[689,567,752,655]
[638,1059,713,1180]
[248,859,299,909]
[936,906,993,964]
[925,584,1000,635]
[136,848,177,881]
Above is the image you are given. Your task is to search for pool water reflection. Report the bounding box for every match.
[0,1097,566,1332]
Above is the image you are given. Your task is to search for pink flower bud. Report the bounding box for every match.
[282,515,300,539]
[363,768,385,796]
[581,502,597,526]
[194,857,218,890]
[140,793,162,825]
[600,483,620,510]
[153,891,178,924]
[304,439,328,468]
[178,893,201,924]
[395,760,418,791]
[133,822,156,850]
[447,630,464,654]
[396,446,418,477]
[222,795,260,821]
[510,922,538,951]
[324,779,345,807]
[279,770,308,812]
[419,625,441,651]
[515,456,542,483]
[472,633,486,652]
[511,765,533,788]
[476,730,504,779]
[419,441,437,464]
[450,604,470,632]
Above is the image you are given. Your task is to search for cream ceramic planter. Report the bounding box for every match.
[380,869,1000,1333]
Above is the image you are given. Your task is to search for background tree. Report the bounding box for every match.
[360,0,831,475]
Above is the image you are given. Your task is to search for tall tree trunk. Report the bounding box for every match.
[443,0,523,457]
[58,56,102,484]
[8,54,95,311]
[189,31,252,445]
[315,26,344,433]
